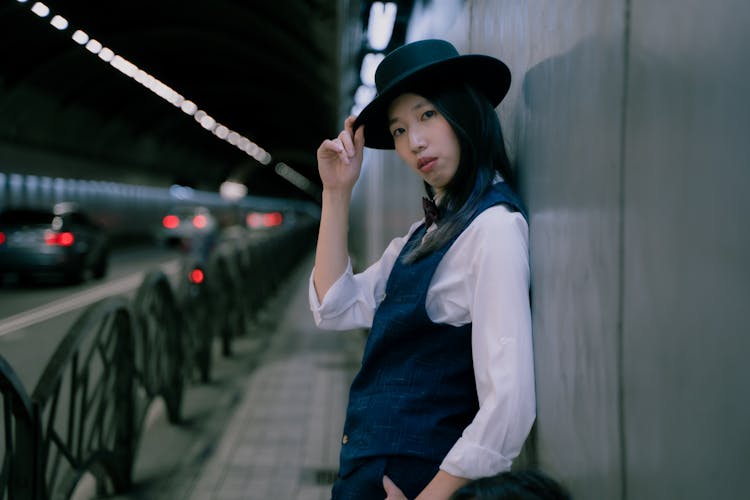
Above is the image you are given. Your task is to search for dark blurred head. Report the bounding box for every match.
[450,469,572,500]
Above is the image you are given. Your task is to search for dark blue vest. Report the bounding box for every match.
[339,183,526,476]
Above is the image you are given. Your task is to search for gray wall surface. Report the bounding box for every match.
[350,1,750,498]
[622,1,750,498]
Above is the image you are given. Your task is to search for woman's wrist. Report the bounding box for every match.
[321,187,353,205]
[414,470,470,500]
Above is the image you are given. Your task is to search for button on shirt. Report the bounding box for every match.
[309,204,536,479]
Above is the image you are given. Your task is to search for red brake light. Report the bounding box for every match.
[45,231,75,247]
[263,212,283,227]
[192,214,207,228]
[0,232,5,245]
[246,212,263,228]
[162,215,179,229]
[189,268,205,284]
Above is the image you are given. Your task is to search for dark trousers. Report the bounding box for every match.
[331,455,440,500]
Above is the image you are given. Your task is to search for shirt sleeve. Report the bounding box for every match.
[439,207,536,479]
[308,222,419,330]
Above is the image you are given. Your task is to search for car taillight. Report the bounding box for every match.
[162,215,179,229]
[192,215,207,228]
[188,268,205,284]
[246,212,263,228]
[0,232,5,245]
[263,212,283,227]
[246,211,283,228]
[45,231,75,246]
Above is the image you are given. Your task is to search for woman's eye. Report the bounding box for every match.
[422,110,436,120]
[391,127,405,137]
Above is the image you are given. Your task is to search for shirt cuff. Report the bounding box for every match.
[308,259,354,324]
[439,437,513,479]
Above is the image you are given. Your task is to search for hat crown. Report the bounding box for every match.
[375,39,459,93]
[355,38,510,149]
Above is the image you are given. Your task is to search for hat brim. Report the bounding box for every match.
[353,55,511,150]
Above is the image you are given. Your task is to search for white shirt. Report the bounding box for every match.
[308,204,536,479]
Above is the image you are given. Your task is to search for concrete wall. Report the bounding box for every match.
[622,1,750,498]
[351,1,750,498]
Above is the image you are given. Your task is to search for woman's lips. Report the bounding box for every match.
[418,157,437,172]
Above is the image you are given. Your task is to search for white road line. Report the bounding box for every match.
[0,259,181,338]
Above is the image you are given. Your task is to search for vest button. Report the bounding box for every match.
[342,434,349,445]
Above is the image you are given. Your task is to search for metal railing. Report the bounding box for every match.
[0,221,317,499]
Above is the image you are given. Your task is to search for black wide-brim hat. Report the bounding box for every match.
[353,39,511,150]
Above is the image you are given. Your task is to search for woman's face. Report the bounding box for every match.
[387,93,460,197]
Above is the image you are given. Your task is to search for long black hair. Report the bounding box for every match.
[402,81,515,262]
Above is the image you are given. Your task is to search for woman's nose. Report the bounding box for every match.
[409,129,426,152]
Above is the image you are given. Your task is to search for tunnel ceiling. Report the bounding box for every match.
[0,0,371,201]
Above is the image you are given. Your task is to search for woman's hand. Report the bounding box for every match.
[316,115,365,194]
[383,470,468,499]
[383,475,409,500]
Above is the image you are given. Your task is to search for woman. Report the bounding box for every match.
[310,39,535,499]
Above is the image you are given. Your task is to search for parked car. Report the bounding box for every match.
[0,204,109,284]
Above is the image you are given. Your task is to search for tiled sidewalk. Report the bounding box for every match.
[119,256,364,500]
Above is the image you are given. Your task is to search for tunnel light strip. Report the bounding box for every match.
[275,162,321,201]
[17,2,273,168]
[367,2,397,50]
[353,2,397,117]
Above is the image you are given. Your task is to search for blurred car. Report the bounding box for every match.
[155,205,219,254]
[244,210,284,230]
[0,204,109,284]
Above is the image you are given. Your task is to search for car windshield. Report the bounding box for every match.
[0,209,54,225]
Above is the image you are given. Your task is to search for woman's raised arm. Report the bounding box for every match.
[313,116,365,302]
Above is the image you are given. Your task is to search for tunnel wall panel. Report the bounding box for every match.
[468,2,626,498]
[622,1,750,498]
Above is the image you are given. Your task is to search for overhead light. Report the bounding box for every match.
[169,184,194,200]
[214,125,229,139]
[180,100,197,115]
[98,47,115,62]
[367,2,397,50]
[72,29,89,44]
[50,15,68,30]
[170,94,184,107]
[275,162,320,200]
[31,2,50,17]
[199,115,216,130]
[245,143,259,155]
[354,84,377,107]
[360,53,384,87]
[219,180,247,201]
[111,55,138,77]
[85,39,102,54]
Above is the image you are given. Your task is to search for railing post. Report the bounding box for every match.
[1,355,42,500]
